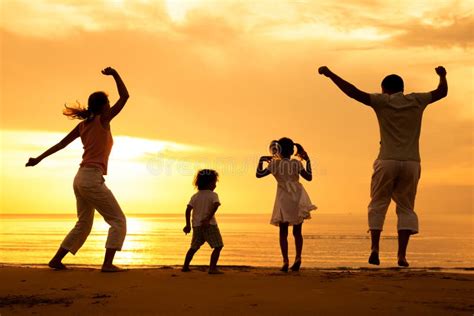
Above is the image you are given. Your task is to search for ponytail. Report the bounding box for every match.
[269,140,281,156]
[63,102,92,120]
[294,143,308,160]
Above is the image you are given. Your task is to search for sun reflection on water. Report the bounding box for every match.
[0,214,473,268]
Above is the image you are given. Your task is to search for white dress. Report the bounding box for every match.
[268,158,317,226]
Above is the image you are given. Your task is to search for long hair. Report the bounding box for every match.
[63,91,109,120]
[63,101,90,120]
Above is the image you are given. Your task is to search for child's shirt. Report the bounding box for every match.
[188,190,220,227]
[369,92,432,162]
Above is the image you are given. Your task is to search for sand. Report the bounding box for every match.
[1,265,473,315]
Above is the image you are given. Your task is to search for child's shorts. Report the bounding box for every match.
[191,225,224,250]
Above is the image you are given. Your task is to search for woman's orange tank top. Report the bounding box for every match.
[79,115,113,175]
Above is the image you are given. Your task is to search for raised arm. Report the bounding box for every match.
[430,66,448,103]
[300,160,312,181]
[318,66,370,106]
[101,67,129,123]
[256,156,272,178]
[25,124,80,167]
[298,151,312,181]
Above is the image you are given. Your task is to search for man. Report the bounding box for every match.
[318,65,448,267]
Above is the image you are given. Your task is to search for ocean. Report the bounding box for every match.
[0,213,472,268]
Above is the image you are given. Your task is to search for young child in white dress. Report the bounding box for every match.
[256,137,316,272]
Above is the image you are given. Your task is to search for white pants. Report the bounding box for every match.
[61,168,127,254]
[368,160,421,234]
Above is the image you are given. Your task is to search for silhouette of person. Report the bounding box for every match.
[26,67,130,272]
[318,65,448,267]
[182,169,224,274]
[256,137,316,272]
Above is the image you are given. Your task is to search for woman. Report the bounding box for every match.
[26,67,129,272]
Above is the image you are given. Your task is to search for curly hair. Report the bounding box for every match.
[193,169,219,190]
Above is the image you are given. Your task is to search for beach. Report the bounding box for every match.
[1,265,473,315]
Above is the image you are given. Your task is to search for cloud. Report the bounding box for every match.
[2,0,471,49]
[389,15,474,48]
[0,0,172,37]
[171,11,242,45]
[0,129,204,164]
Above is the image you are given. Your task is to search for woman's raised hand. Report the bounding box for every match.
[25,157,41,167]
[101,67,117,76]
[318,66,331,77]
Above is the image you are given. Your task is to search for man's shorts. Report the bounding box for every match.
[368,159,421,233]
[191,225,224,249]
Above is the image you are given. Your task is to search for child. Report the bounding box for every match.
[256,137,317,272]
[182,169,224,274]
[318,65,448,267]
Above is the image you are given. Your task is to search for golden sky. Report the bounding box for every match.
[1,0,473,215]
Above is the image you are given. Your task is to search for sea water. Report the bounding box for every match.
[0,213,472,268]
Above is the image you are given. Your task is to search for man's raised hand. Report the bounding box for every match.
[435,66,447,77]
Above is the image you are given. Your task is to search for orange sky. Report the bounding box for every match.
[0,0,472,215]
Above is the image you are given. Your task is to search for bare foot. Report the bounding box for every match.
[398,257,409,267]
[182,267,191,272]
[48,259,67,270]
[290,259,301,272]
[208,269,224,275]
[368,251,380,265]
[101,264,127,273]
